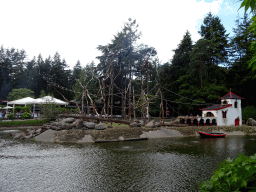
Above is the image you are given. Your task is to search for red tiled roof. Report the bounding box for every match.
[200,104,232,111]
[218,91,244,100]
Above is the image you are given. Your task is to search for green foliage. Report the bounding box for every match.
[7,113,15,120]
[21,112,32,119]
[7,88,35,101]
[14,106,31,114]
[239,0,256,72]
[242,106,256,120]
[200,153,256,192]
[198,12,229,66]
[0,119,50,127]
[39,90,47,98]
[39,104,63,120]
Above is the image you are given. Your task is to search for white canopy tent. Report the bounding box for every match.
[7,97,37,106]
[6,96,68,114]
[34,96,68,105]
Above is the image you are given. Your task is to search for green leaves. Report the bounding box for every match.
[200,153,256,191]
[239,0,256,13]
[7,88,35,101]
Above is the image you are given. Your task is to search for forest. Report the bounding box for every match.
[0,11,256,118]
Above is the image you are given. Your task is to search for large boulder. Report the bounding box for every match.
[145,121,155,128]
[75,119,84,129]
[95,123,106,130]
[66,124,76,130]
[138,120,145,127]
[130,122,139,127]
[246,118,256,126]
[154,122,161,127]
[13,133,22,139]
[84,122,96,129]
[62,118,75,123]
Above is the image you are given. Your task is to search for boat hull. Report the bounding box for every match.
[198,131,226,138]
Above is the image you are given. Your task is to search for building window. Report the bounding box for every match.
[234,101,237,108]
[207,112,214,117]
[222,111,227,118]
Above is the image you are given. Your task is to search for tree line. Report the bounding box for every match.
[1,8,256,118]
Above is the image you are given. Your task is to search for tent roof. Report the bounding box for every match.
[34,96,68,105]
[8,97,37,105]
[8,96,68,105]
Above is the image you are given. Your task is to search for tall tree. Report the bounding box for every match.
[199,12,229,67]
[0,46,26,100]
[47,52,73,100]
[228,13,256,107]
[97,18,156,117]
[239,0,256,71]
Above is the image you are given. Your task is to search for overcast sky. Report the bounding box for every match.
[0,0,245,69]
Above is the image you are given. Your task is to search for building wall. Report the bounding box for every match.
[202,99,242,126]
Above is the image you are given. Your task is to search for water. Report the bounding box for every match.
[1,131,256,192]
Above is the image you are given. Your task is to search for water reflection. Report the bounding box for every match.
[1,133,256,192]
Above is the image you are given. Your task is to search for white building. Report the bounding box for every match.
[201,91,244,126]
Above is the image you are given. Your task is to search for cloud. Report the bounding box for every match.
[0,0,241,68]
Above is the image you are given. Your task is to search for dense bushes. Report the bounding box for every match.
[242,106,256,121]
[21,112,32,119]
[0,119,50,127]
[200,153,256,191]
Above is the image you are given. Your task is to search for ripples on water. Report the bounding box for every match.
[1,131,256,192]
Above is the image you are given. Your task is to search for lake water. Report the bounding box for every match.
[1,131,256,192]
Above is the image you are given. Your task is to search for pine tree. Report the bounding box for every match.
[199,12,229,67]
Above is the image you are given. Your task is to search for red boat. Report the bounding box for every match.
[198,131,226,138]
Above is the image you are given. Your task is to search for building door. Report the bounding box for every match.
[235,118,239,126]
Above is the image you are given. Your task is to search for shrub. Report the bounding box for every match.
[200,153,256,191]
[0,119,50,127]
[242,106,256,121]
[21,112,32,119]
[7,113,15,120]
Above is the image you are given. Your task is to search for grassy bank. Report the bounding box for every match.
[0,119,50,127]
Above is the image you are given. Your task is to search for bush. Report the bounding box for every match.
[7,113,15,120]
[21,112,32,119]
[14,106,31,114]
[200,154,256,191]
[0,119,50,127]
[242,106,256,121]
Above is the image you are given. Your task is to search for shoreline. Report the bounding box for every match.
[1,125,256,143]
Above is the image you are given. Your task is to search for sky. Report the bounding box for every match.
[0,0,246,69]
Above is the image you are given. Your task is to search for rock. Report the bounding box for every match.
[95,123,106,130]
[154,122,161,127]
[84,122,96,129]
[77,135,94,143]
[13,133,22,139]
[50,126,61,131]
[62,118,75,123]
[130,122,139,127]
[66,124,75,130]
[35,129,58,142]
[119,136,124,141]
[145,121,155,128]
[138,120,145,126]
[29,129,36,135]
[59,123,67,129]
[246,118,256,126]
[75,119,84,129]
[35,129,42,135]
[24,134,33,139]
